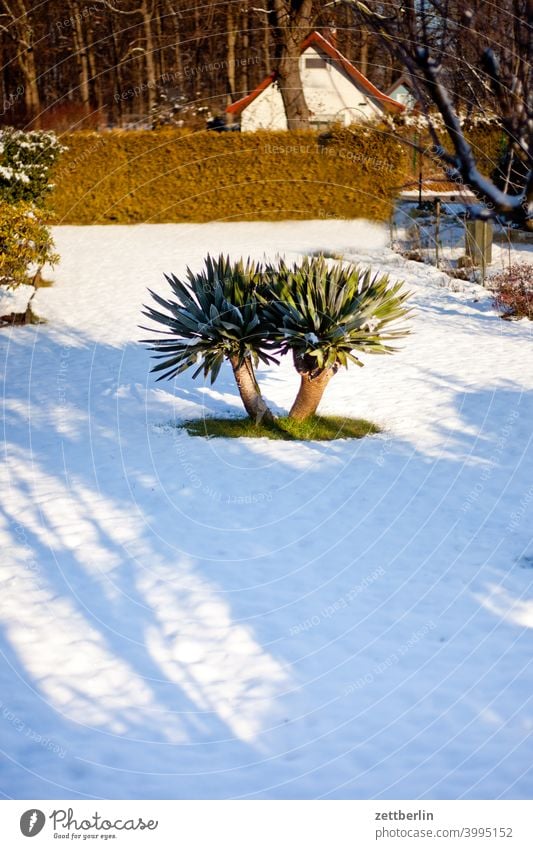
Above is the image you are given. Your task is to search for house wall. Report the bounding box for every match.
[389,83,416,109]
[240,46,385,131]
[240,85,287,132]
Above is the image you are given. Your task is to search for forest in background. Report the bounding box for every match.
[0,0,517,131]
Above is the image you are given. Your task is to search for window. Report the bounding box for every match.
[310,117,336,129]
[305,56,327,69]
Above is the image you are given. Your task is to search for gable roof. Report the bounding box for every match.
[226,72,276,117]
[227,30,405,116]
[386,74,420,113]
[386,74,416,97]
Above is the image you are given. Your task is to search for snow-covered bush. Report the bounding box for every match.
[0,128,64,321]
[0,127,65,206]
[492,263,533,320]
[0,202,58,290]
[143,254,411,423]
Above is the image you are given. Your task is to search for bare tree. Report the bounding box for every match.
[70,0,91,110]
[332,0,533,228]
[100,0,157,115]
[0,0,392,130]
[0,0,41,125]
[226,3,237,101]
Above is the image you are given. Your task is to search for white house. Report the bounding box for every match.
[227,31,404,131]
[386,75,418,110]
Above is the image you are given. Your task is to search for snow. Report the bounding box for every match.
[393,200,533,277]
[1,219,532,800]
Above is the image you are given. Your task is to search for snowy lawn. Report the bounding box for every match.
[393,199,533,278]
[1,220,532,800]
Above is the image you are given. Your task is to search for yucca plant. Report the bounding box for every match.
[141,254,277,423]
[264,255,411,420]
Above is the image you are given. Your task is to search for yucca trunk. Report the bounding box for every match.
[289,368,335,420]
[230,355,274,424]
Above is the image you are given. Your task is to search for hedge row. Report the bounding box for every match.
[462,125,505,177]
[49,127,409,224]
[425,124,504,179]
[49,124,504,225]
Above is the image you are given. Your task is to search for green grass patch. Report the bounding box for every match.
[308,249,346,260]
[182,415,380,441]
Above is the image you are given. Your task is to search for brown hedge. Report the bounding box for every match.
[50,127,408,224]
[463,125,505,178]
[397,121,503,185]
[434,124,504,178]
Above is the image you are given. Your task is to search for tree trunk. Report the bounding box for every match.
[239,0,250,99]
[166,0,184,84]
[5,0,41,126]
[277,35,309,128]
[141,0,157,117]
[230,355,275,424]
[72,1,90,109]
[359,25,369,77]
[109,29,124,126]
[21,52,40,127]
[18,33,40,126]
[269,0,312,129]
[289,368,335,420]
[264,15,272,74]
[227,3,237,101]
[154,1,164,80]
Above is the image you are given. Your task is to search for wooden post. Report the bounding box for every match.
[465,219,493,283]
[435,197,441,267]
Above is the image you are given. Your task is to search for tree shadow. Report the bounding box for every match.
[1,328,532,799]
[0,330,295,797]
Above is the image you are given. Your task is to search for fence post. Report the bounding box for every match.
[465,219,493,283]
[435,197,441,268]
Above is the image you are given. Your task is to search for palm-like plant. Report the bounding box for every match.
[264,255,411,420]
[141,254,277,422]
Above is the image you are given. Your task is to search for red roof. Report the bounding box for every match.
[227,31,405,116]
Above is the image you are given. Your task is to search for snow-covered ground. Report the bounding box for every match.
[1,220,532,800]
[393,200,533,278]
